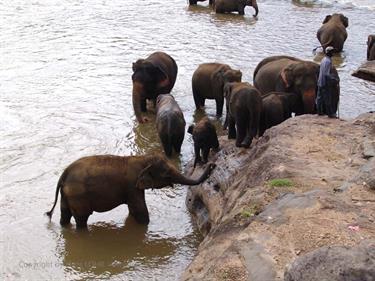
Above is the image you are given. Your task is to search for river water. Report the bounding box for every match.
[1,0,374,280]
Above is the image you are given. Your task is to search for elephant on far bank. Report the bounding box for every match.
[192,63,242,116]
[253,55,340,115]
[224,82,262,148]
[317,13,348,52]
[46,154,215,228]
[156,94,186,157]
[215,0,259,16]
[189,0,214,5]
[368,35,375,61]
[132,52,178,123]
[259,92,299,136]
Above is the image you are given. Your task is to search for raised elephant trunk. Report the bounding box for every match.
[302,88,316,114]
[251,0,258,17]
[132,81,145,123]
[170,164,215,186]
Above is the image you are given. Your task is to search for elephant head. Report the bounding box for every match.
[323,13,348,28]
[132,60,170,123]
[280,62,319,114]
[136,154,215,189]
[213,66,242,93]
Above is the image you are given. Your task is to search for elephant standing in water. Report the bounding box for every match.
[46,154,215,228]
[132,52,178,123]
[253,55,340,115]
[156,94,186,157]
[192,63,242,116]
[215,0,259,16]
[317,13,348,52]
[368,35,375,61]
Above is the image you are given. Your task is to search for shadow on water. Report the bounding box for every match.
[186,4,213,14]
[191,109,226,136]
[313,51,346,69]
[52,217,178,278]
[211,12,258,26]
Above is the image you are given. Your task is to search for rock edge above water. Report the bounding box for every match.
[182,113,375,281]
[352,61,375,82]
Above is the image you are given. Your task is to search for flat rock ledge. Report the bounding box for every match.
[352,61,375,82]
[182,113,375,281]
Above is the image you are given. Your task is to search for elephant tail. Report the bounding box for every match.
[45,170,67,219]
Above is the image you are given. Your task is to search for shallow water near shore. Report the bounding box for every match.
[1,0,374,280]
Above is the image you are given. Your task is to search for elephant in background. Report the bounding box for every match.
[188,117,219,167]
[368,35,375,61]
[192,63,242,116]
[317,13,348,52]
[132,52,178,123]
[224,82,262,148]
[46,154,215,228]
[215,0,259,16]
[189,0,215,5]
[259,92,299,136]
[156,94,186,157]
[253,55,340,115]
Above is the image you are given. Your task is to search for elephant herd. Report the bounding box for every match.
[46,3,373,229]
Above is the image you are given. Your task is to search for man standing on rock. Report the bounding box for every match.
[316,46,340,118]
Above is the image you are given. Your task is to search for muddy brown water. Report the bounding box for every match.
[1,0,374,280]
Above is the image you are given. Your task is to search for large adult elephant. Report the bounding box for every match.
[368,35,375,61]
[317,13,348,52]
[46,154,215,228]
[189,0,214,5]
[253,55,340,115]
[132,52,178,123]
[192,63,242,116]
[156,94,186,157]
[215,0,259,16]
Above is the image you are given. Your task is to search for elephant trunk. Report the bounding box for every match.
[302,88,316,114]
[171,164,215,186]
[132,81,145,123]
[251,0,259,17]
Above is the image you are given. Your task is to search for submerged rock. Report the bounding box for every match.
[182,113,375,281]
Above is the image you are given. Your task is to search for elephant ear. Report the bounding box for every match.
[322,15,332,24]
[340,14,348,27]
[154,66,170,89]
[280,65,293,89]
[223,82,233,99]
[212,67,226,88]
[136,164,153,190]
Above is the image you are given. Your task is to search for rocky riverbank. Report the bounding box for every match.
[182,113,375,281]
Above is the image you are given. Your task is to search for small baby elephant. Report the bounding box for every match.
[156,94,186,157]
[188,117,219,167]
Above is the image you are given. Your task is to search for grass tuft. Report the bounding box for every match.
[268,178,293,187]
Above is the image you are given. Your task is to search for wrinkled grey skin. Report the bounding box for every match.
[132,52,178,123]
[156,94,186,157]
[45,154,215,228]
[192,63,242,116]
[368,35,375,61]
[317,13,348,52]
[189,0,215,5]
[215,0,259,16]
[188,117,219,167]
[260,92,299,136]
[224,82,262,148]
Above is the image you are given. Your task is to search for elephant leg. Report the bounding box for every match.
[202,147,210,163]
[160,135,173,157]
[60,196,72,226]
[74,215,90,228]
[128,190,150,224]
[228,115,236,139]
[193,92,205,110]
[238,5,245,15]
[140,98,147,112]
[235,119,247,147]
[172,135,184,154]
[194,143,202,167]
[215,96,224,116]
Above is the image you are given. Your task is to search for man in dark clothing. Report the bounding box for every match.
[316,46,339,118]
